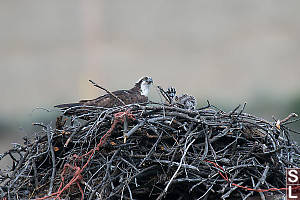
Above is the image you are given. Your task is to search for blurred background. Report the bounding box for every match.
[1,1,300,168]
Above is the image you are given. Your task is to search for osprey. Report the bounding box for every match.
[165,87,197,110]
[55,76,153,111]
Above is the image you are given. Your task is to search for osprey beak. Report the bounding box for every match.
[147,77,153,84]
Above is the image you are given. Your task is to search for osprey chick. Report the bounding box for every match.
[55,76,153,110]
[166,87,197,110]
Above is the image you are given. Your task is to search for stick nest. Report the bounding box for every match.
[0,102,299,200]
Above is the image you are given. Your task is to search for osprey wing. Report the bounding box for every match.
[80,89,147,107]
[80,93,120,108]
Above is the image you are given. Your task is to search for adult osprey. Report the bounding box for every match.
[55,76,153,110]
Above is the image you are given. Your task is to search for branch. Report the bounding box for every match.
[89,79,125,106]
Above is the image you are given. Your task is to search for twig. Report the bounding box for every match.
[138,132,163,167]
[157,86,172,104]
[124,121,145,138]
[46,125,56,195]
[89,79,125,106]
[156,138,196,200]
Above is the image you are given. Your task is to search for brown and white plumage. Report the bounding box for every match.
[55,76,153,112]
[176,94,197,110]
[166,87,197,110]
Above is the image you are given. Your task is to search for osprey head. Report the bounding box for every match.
[136,76,153,96]
[178,94,197,110]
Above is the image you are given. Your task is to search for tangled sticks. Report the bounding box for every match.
[0,102,299,199]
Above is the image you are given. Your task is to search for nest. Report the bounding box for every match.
[0,102,299,200]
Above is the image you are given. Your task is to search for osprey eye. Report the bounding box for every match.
[147,77,153,83]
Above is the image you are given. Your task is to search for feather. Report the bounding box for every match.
[55,76,153,117]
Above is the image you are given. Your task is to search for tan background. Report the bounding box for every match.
[1,1,300,168]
